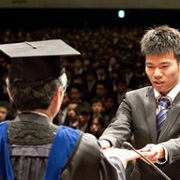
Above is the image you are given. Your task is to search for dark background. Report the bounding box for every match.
[0,9,180,31]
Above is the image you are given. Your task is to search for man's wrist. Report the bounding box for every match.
[158,145,165,159]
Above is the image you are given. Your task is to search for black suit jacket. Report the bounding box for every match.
[100,86,180,180]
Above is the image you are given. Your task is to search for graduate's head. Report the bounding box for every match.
[1,39,80,111]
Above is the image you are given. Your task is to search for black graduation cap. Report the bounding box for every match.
[0,39,80,85]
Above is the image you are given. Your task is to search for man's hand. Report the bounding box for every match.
[140,144,165,163]
[99,140,111,149]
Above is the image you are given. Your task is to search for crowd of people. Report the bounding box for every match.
[0,25,150,138]
[1,23,180,180]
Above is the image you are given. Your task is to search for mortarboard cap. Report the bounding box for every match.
[0,39,80,85]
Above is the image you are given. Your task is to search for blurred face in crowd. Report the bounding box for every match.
[73,77,83,84]
[90,118,101,135]
[66,69,74,82]
[97,68,106,77]
[74,59,83,70]
[76,112,89,125]
[104,98,115,110]
[111,71,118,81]
[117,83,127,94]
[69,88,82,101]
[96,84,107,98]
[84,59,90,69]
[92,102,104,114]
[67,103,78,122]
[86,74,95,82]
[145,51,180,96]
[0,106,8,122]
[109,57,117,67]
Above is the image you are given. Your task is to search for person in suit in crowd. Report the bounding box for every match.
[115,80,131,105]
[89,115,106,139]
[68,83,84,101]
[99,25,180,180]
[0,39,138,180]
[83,69,97,102]
[103,93,118,127]
[94,81,109,101]
[63,100,80,128]
[74,101,91,132]
[91,97,105,118]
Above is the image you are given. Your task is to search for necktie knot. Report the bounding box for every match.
[157,97,171,109]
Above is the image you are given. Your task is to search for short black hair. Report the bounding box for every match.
[8,78,61,111]
[141,25,180,62]
[74,101,91,115]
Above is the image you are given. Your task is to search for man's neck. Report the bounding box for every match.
[21,109,52,120]
[154,80,180,101]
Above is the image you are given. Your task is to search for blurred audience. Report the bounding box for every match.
[0,25,149,137]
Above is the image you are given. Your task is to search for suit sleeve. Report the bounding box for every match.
[161,138,180,164]
[99,92,133,147]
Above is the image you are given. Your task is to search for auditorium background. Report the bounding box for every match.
[0,1,180,179]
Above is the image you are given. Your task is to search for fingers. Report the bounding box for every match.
[140,144,153,152]
[99,140,111,149]
[140,144,165,163]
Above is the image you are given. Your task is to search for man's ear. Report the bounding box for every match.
[7,87,14,102]
[53,86,62,104]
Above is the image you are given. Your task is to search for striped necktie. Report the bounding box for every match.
[156,97,171,136]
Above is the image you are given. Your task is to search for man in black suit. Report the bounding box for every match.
[99,25,180,180]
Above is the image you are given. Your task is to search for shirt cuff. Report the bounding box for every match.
[156,145,168,164]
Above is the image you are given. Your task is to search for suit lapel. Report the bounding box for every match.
[158,92,180,142]
[144,87,157,143]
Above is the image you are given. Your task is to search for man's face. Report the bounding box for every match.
[92,102,104,114]
[70,88,81,101]
[96,85,106,97]
[90,118,101,134]
[0,107,8,122]
[68,104,77,118]
[76,112,89,124]
[145,51,180,96]
[97,68,105,76]
[74,59,83,69]
[104,98,115,110]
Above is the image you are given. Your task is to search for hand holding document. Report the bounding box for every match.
[102,147,142,168]
[102,147,141,161]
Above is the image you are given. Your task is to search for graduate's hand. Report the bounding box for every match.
[99,140,111,149]
[140,144,165,163]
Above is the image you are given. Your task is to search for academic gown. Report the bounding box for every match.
[4,113,125,180]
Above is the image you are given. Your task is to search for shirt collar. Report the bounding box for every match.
[15,112,52,125]
[154,80,180,102]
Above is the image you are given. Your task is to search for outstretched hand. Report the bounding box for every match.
[140,144,165,163]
